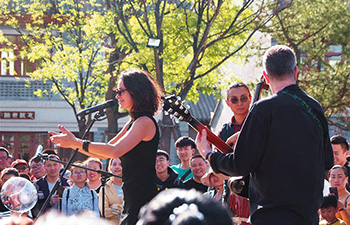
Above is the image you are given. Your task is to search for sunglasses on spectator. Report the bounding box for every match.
[31,164,43,170]
[115,88,127,97]
[15,166,28,170]
[230,95,249,104]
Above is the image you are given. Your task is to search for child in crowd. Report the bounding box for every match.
[62,163,99,216]
[319,194,347,225]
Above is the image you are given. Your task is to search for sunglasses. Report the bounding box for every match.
[229,95,249,104]
[115,88,127,97]
[15,166,28,170]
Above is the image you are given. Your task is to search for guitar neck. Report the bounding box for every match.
[187,117,233,154]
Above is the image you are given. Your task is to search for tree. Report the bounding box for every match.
[106,0,288,150]
[0,0,128,138]
[260,0,350,134]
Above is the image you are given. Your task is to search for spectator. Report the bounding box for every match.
[31,154,69,218]
[328,165,350,224]
[331,135,350,190]
[319,194,347,225]
[202,168,229,204]
[217,82,252,224]
[28,157,46,181]
[171,136,196,182]
[329,165,350,206]
[0,167,19,213]
[62,163,99,216]
[99,158,123,224]
[137,188,234,225]
[184,154,209,193]
[1,167,19,186]
[11,159,30,174]
[156,150,184,192]
[0,147,10,172]
[83,158,103,193]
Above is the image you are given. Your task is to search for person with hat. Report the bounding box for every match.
[156,150,184,192]
[11,159,30,174]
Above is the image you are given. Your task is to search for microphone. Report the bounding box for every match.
[76,99,116,117]
[33,145,43,163]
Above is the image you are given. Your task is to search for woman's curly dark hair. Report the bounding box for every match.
[119,69,163,119]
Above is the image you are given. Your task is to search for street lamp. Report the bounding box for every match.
[147,37,161,48]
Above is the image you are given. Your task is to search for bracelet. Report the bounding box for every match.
[205,152,213,161]
[82,140,90,153]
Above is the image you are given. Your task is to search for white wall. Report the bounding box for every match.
[0,100,129,133]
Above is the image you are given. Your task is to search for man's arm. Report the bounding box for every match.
[197,108,267,177]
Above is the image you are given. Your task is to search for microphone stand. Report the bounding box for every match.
[37,110,107,218]
[41,154,121,218]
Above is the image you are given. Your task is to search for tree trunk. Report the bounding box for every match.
[159,113,175,152]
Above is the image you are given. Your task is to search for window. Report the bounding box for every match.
[0,132,51,161]
[0,35,36,77]
[1,50,15,75]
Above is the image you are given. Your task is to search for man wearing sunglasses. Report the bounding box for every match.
[11,159,30,174]
[217,82,251,224]
[218,82,252,145]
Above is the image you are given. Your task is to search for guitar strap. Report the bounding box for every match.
[280,90,324,144]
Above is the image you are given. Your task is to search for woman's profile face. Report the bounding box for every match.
[116,80,133,111]
[329,168,348,190]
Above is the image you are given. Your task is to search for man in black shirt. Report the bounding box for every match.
[155,150,184,192]
[196,45,334,225]
[184,154,209,193]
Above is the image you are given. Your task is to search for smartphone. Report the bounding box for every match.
[329,186,338,199]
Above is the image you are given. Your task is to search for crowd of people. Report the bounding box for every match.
[0,45,349,225]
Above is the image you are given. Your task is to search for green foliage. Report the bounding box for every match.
[110,0,277,102]
[0,0,112,112]
[260,0,350,131]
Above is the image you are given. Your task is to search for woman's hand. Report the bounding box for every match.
[49,125,81,149]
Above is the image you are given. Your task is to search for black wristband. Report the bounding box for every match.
[205,152,213,161]
[82,140,90,153]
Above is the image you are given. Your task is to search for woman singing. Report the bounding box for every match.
[49,69,162,225]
